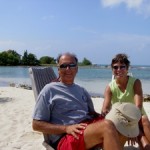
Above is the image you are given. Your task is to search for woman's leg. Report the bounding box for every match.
[138,115,150,150]
[142,116,150,142]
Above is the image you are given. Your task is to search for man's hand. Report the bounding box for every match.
[65,123,87,139]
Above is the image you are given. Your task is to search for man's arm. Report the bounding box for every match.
[32,119,66,134]
[32,119,87,139]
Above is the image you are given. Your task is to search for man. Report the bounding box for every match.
[32,52,122,150]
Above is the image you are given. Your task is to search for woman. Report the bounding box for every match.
[102,53,150,150]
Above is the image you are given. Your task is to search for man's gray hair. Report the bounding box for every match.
[56,52,78,64]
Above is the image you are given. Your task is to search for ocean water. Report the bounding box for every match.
[0,66,150,95]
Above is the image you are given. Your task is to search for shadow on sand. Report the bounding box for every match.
[0,97,13,103]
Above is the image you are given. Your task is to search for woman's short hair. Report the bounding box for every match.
[111,53,130,69]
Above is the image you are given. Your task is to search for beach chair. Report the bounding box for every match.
[29,66,57,150]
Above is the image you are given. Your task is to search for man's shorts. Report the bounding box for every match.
[57,116,104,150]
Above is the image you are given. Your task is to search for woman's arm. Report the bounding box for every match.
[101,85,112,115]
[133,79,143,111]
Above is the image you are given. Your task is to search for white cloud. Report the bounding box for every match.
[101,0,122,7]
[101,0,150,17]
[75,33,150,65]
[0,40,25,50]
[101,0,142,8]
[41,15,55,21]
[1,33,150,64]
[71,26,97,34]
[99,33,150,53]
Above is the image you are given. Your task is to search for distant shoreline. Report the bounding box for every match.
[0,64,150,69]
[0,66,150,96]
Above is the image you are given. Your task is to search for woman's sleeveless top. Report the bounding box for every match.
[109,76,146,115]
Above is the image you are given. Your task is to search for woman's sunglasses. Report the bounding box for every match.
[112,65,126,70]
[59,63,77,69]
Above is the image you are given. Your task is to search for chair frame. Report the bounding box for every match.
[29,66,57,150]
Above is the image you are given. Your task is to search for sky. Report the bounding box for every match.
[0,0,150,65]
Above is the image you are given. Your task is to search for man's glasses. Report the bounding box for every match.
[112,65,126,70]
[59,63,77,69]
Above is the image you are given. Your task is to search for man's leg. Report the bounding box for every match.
[84,119,123,150]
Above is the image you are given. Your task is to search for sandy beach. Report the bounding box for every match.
[0,87,150,150]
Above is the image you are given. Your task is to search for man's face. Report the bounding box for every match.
[58,55,78,85]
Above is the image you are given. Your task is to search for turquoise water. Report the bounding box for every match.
[0,66,150,95]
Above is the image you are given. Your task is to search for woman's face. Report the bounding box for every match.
[112,62,128,79]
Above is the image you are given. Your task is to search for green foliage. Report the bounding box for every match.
[0,49,40,66]
[81,57,92,65]
[0,50,21,65]
[21,50,40,66]
[21,50,28,65]
[28,53,40,66]
[40,56,56,64]
[0,49,93,66]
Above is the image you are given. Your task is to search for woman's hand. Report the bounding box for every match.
[127,137,138,146]
[101,110,109,117]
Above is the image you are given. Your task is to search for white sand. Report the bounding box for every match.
[0,87,150,150]
[0,87,44,150]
